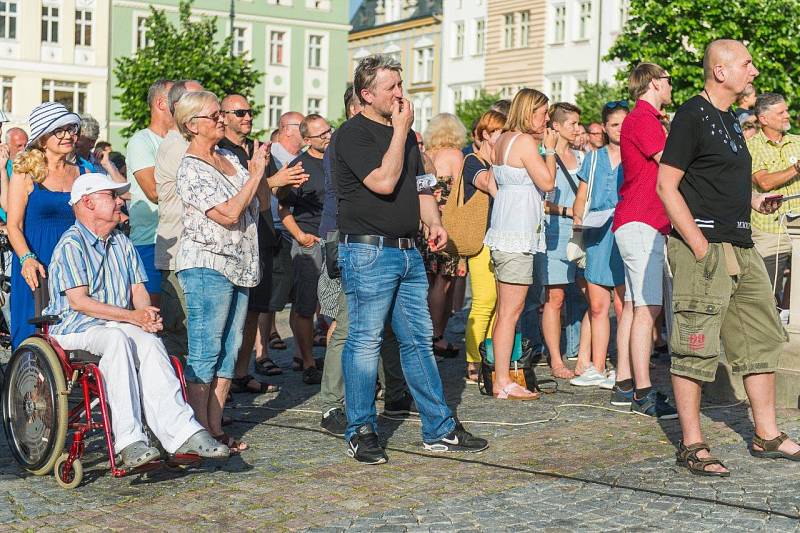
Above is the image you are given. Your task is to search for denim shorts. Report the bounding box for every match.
[290,239,323,317]
[178,267,249,384]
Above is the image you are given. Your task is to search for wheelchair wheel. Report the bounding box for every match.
[1,337,68,475]
[53,453,83,489]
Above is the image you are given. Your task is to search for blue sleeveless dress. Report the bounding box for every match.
[10,178,79,349]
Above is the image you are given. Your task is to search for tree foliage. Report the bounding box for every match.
[574,81,627,124]
[606,0,800,122]
[113,0,262,140]
[455,91,502,137]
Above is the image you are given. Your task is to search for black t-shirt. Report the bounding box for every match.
[463,153,489,203]
[282,151,325,236]
[334,113,424,239]
[661,95,753,247]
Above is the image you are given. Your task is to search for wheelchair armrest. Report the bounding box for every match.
[28,315,61,326]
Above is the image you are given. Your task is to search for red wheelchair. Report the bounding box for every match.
[1,277,198,488]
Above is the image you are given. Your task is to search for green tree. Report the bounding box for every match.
[574,81,627,124]
[606,0,800,120]
[455,91,502,137]
[114,0,262,140]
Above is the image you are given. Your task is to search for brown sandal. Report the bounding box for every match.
[676,441,730,477]
[751,432,800,461]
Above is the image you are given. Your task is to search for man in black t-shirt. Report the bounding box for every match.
[658,40,798,476]
[334,54,488,464]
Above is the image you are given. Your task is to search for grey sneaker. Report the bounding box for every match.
[118,441,161,469]
[175,430,230,459]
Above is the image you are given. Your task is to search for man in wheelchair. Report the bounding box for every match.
[43,173,229,468]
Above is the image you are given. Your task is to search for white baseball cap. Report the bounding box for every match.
[69,173,131,206]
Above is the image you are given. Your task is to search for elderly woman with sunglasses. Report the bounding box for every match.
[7,102,84,348]
[173,91,306,453]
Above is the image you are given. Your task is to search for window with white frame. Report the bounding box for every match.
[414,47,433,83]
[307,97,322,115]
[307,34,323,68]
[474,18,485,55]
[618,0,629,29]
[553,4,566,43]
[549,79,563,102]
[452,87,463,106]
[268,95,284,128]
[42,80,87,113]
[136,16,149,49]
[41,5,59,44]
[519,11,530,47]
[233,25,247,56]
[422,96,432,129]
[267,0,293,5]
[503,13,514,49]
[453,21,464,58]
[270,31,285,65]
[1,76,12,113]
[578,1,592,40]
[306,0,330,8]
[0,0,17,40]
[75,9,92,46]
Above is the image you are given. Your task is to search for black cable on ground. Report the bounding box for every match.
[229,417,799,521]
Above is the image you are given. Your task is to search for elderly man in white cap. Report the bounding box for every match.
[44,173,229,468]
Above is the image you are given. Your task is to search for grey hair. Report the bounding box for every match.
[168,79,202,116]
[754,92,785,117]
[147,78,173,109]
[353,54,402,105]
[4,126,26,143]
[79,114,100,139]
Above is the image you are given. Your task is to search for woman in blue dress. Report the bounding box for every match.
[7,103,81,349]
[572,102,628,379]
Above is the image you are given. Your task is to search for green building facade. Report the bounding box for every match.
[108,0,351,146]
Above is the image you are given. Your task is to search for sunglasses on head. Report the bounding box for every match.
[605,100,629,110]
[223,109,253,118]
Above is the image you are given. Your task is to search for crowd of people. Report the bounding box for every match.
[0,37,798,473]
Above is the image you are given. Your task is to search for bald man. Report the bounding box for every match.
[657,39,799,476]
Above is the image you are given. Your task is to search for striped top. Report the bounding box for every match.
[44,222,148,335]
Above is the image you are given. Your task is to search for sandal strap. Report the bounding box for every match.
[753,432,788,451]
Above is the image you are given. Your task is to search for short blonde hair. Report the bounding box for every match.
[174,91,219,141]
[503,89,549,134]
[628,62,666,101]
[13,138,48,183]
[423,113,466,151]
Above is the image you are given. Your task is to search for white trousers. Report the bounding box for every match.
[53,322,202,454]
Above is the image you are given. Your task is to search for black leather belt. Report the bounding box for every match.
[339,234,416,250]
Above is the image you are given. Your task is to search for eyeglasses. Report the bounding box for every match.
[306,128,333,139]
[52,124,80,139]
[657,75,672,86]
[605,100,629,110]
[283,123,301,128]
[91,191,120,200]
[193,111,223,122]
[223,109,253,118]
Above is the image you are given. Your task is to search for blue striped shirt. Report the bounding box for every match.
[44,222,148,335]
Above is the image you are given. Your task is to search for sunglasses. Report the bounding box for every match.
[223,109,253,118]
[193,111,223,122]
[658,75,672,86]
[306,128,333,139]
[605,100,629,110]
[52,123,80,139]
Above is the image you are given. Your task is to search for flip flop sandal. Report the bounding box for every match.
[293,356,325,372]
[230,374,280,394]
[494,382,540,401]
[254,357,283,376]
[213,433,248,455]
[751,432,800,461]
[269,332,287,350]
[550,366,575,379]
[676,441,730,477]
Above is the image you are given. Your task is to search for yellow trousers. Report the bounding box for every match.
[465,246,497,363]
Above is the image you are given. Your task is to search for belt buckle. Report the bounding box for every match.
[398,237,411,249]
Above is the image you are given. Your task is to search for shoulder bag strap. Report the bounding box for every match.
[582,150,599,219]
[555,154,579,194]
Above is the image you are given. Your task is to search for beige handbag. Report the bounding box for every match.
[442,153,491,257]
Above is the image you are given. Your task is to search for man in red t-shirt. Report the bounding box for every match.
[611,62,677,418]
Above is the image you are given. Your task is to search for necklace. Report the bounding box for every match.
[703,89,740,154]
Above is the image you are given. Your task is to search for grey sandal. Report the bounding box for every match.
[118,441,161,469]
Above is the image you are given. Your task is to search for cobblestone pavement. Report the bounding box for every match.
[1,309,798,531]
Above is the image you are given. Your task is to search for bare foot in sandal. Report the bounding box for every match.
[550,364,575,380]
[213,433,248,454]
[751,432,800,460]
[493,382,539,400]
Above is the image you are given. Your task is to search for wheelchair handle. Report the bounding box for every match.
[34,271,49,316]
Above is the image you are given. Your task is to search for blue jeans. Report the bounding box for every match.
[135,244,161,294]
[339,242,455,443]
[178,268,249,384]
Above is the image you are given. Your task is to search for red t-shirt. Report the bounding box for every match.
[612,99,671,234]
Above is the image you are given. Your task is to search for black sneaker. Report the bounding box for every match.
[382,391,419,417]
[610,385,635,407]
[346,424,387,465]
[423,420,489,453]
[631,390,678,419]
[302,366,322,385]
[320,407,347,437]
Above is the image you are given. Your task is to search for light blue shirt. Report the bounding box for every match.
[45,222,148,335]
[126,128,164,246]
[577,146,624,212]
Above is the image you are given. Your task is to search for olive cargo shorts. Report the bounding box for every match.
[667,237,788,383]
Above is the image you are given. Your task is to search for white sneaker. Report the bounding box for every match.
[570,366,606,387]
[600,370,616,390]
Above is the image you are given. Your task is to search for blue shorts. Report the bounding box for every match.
[134,244,161,294]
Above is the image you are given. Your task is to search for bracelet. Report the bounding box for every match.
[544,149,556,156]
[19,252,36,265]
